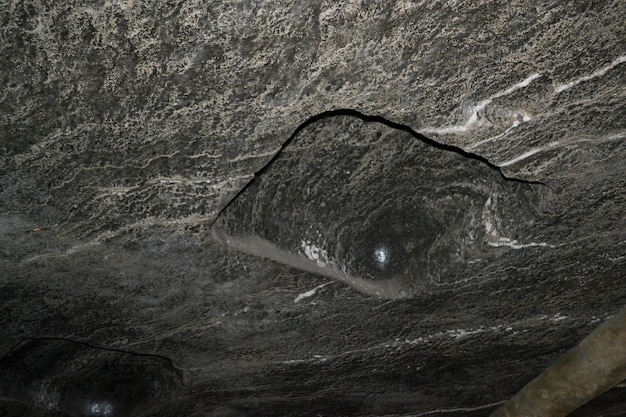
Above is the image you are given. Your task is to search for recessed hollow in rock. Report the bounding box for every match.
[212,113,546,298]
[0,338,183,417]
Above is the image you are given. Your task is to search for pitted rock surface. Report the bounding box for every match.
[1,1,625,416]
[213,114,548,298]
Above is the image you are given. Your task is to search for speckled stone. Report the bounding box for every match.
[1,1,625,416]
[213,114,548,298]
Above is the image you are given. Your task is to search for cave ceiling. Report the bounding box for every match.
[1,1,625,416]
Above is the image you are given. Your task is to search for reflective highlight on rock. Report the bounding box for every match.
[373,245,390,269]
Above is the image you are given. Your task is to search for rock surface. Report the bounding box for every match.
[213,113,548,299]
[1,1,625,416]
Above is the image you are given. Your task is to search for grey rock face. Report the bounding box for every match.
[1,1,625,416]
[213,113,547,298]
[1,1,624,241]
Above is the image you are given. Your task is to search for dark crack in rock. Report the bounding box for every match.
[1,1,625,416]
[213,114,548,298]
[0,338,182,417]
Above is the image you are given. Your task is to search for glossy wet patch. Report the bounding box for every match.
[212,112,546,298]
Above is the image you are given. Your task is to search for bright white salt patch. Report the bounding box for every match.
[447,328,485,339]
[294,282,332,303]
[498,132,625,167]
[488,237,553,249]
[465,113,532,150]
[294,288,317,302]
[498,132,626,167]
[482,196,503,244]
[420,73,541,135]
[301,240,329,268]
[498,148,544,167]
[555,55,626,93]
[483,198,554,249]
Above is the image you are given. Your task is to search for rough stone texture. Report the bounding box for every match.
[1,1,625,416]
[213,114,547,299]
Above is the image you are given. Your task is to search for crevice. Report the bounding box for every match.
[212,108,549,226]
[0,336,182,372]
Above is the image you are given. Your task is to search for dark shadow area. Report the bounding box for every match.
[0,337,183,417]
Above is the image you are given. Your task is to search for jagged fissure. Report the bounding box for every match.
[212,108,548,226]
[0,336,182,371]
